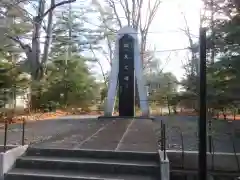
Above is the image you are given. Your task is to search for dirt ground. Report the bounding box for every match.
[0,110,104,125]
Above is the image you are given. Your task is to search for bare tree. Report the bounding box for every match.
[89,45,107,85]
[92,0,161,66]
[5,0,76,80]
[179,1,215,73]
[179,11,198,75]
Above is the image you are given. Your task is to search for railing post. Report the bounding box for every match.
[4,118,8,152]
[208,118,212,153]
[21,118,26,146]
[198,27,207,180]
[159,122,169,180]
[163,123,166,160]
[161,120,164,151]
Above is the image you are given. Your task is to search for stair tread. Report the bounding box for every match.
[26,148,158,160]
[7,168,159,180]
[28,147,159,155]
[19,156,159,167]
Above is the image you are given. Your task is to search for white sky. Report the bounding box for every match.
[149,0,202,80]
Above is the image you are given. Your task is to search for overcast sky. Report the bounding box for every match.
[148,0,202,80]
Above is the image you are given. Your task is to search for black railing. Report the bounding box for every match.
[3,116,26,152]
[21,118,26,146]
[3,118,8,152]
[156,118,240,180]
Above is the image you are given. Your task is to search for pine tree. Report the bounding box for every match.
[44,7,99,108]
[0,1,31,108]
[179,0,240,112]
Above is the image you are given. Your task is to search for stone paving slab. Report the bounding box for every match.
[116,119,158,152]
[79,119,131,150]
[25,118,158,152]
[32,119,111,148]
[76,118,158,152]
[0,118,107,146]
[1,117,158,152]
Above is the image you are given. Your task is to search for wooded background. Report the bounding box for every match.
[0,0,239,118]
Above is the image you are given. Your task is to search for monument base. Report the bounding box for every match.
[98,115,155,121]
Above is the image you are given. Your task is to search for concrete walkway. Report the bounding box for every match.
[31,118,158,152]
[116,119,158,152]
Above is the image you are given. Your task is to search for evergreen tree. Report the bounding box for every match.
[42,7,99,109]
[178,0,240,113]
[0,1,31,108]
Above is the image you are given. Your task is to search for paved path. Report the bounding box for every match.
[1,116,158,152]
[116,119,158,152]
[31,118,158,152]
[32,119,110,149]
[79,119,131,150]
[0,117,99,146]
[3,114,239,152]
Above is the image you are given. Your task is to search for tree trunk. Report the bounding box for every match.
[222,109,227,120]
[233,110,236,121]
[173,106,177,114]
[167,103,171,115]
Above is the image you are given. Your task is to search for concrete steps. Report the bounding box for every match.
[7,169,157,180]
[5,147,160,180]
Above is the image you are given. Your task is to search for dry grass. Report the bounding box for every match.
[0,109,69,124]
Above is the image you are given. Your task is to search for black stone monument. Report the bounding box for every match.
[118,34,135,116]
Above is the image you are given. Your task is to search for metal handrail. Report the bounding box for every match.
[3,116,26,152]
[21,117,26,145]
[3,118,8,152]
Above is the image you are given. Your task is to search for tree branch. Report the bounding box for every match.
[180,11,197,75]
[107,0,122,28]
[118,0,128,24]
[140,0,160,64]
[42,0,76,18]
[5,34,29,50]
[159,52,172,73]
[42,0,54,65]
[134,0,143,29]
[118,0,130,26]
[90,45,107,85]
[100,48,111,66]
[132,0,136,27]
